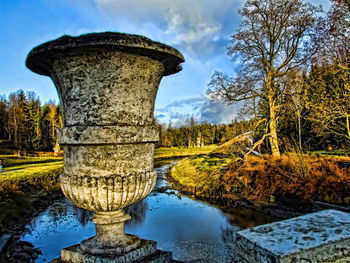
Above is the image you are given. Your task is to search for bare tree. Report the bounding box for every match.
[208,0,318,157]
[314,0,349,70]
[310,0,350,142]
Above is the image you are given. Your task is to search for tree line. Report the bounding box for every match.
[0,90,62,151]
[208,0,349,156]
[157,118,254,148]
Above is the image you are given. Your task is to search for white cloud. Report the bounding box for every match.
[155,96,238,126]
[92,0,242,57]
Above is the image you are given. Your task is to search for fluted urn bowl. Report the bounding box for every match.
[26,32,184,256]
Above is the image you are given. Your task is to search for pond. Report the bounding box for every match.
[20,162,273,262]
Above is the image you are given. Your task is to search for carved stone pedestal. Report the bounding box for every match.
[26,32,184,263]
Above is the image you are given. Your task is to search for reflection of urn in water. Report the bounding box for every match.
[26,32,184,262]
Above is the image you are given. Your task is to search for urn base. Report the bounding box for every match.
[51,239,173,263]
[80,210,142,255]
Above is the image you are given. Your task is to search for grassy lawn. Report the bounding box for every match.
[154,146,217,159]
[170,153,232,195]
[0,146,215,171]
[1,161,63,172]
[0,155,62,169]
[309,149,350,157]
[0,162,63,183]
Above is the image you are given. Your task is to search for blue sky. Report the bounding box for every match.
[1,0,329,126]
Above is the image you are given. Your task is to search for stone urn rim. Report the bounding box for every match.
[25,31,185,77]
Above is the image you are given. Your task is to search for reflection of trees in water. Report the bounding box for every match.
[73,207,94,226]
[125,200,148,227]
[43,199,93,227]
[41,198,146,228]
[48,201,68,220]
[27,200,69,230]
[222,206,273,229]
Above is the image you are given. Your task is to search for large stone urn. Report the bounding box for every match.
[26,32,184,262]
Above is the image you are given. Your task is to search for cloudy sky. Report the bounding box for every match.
[1,0,329,126]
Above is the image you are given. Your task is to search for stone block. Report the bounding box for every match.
[53,239,172,263]
[236,209,350,263]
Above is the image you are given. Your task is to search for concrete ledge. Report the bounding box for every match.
[236,209,350,263]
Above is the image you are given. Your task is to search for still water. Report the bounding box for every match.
[21,162,272,262]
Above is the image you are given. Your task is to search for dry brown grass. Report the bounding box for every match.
[222,155,350,203]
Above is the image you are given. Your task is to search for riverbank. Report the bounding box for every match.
[0,161,63,232]
[169,153,350,219]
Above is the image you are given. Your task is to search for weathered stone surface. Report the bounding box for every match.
[62,144,155,176]
[25,32,184,77]
[58,125,159,145]
[51,240,172,263]
[50,50,165,127]
[61,239,158,263]
[26,32,184,262]
[236,209,350,263]
[60,171,157,211]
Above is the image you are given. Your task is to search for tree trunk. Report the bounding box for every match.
[14,126,18,146]
[269,98,280,157]
[346,115,350,141]
[298,113,302,150]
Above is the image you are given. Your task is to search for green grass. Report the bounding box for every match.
[0,154,62,168]
[2,161,63,172]
[155,146,217,159]
[0,146,216,198]
[309,149,350,157]
[0,146,215,171]
[0,162,63,183]
[170,153,232,192]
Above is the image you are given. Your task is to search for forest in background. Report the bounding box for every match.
[0,90,62,152]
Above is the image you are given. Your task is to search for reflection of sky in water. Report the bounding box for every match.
[127,193,234,245]
[22,200,95,262]
[20,163,268,262]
